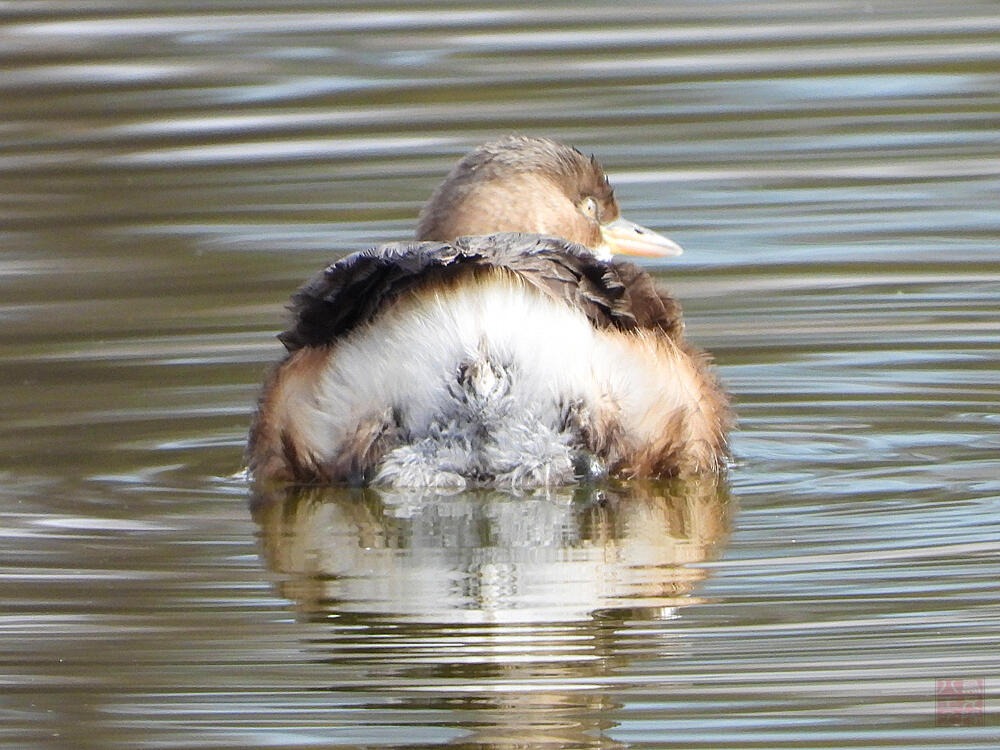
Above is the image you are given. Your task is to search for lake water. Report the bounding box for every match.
[2,1,999,747]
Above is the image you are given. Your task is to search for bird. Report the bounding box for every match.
[247,135,730,488]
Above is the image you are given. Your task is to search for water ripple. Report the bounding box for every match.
[1,1,998,747]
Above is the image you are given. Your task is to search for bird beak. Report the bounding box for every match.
[600,216,684,258]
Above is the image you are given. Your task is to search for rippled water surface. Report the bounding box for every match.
[2,1,999,747]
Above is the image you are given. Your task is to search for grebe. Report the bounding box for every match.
[248,136,730,488]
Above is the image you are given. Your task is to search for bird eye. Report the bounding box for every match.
[579,196,599,219]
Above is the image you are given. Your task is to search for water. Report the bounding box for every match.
[2,1,999,747]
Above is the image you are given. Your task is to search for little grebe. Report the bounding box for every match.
[248,136,730,487]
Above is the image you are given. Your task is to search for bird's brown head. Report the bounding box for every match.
[416,135,682,260]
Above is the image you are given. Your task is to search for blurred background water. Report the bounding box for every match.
[1,1,998,747]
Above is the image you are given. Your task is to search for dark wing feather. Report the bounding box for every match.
[278,233,683,351]
[277,240,459,351]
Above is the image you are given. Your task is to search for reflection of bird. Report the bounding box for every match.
[248,136,730,487]
[250,478,732,621]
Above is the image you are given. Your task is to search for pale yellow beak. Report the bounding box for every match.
[600,216,684,258]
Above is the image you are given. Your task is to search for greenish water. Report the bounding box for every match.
[1,2,999,747]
